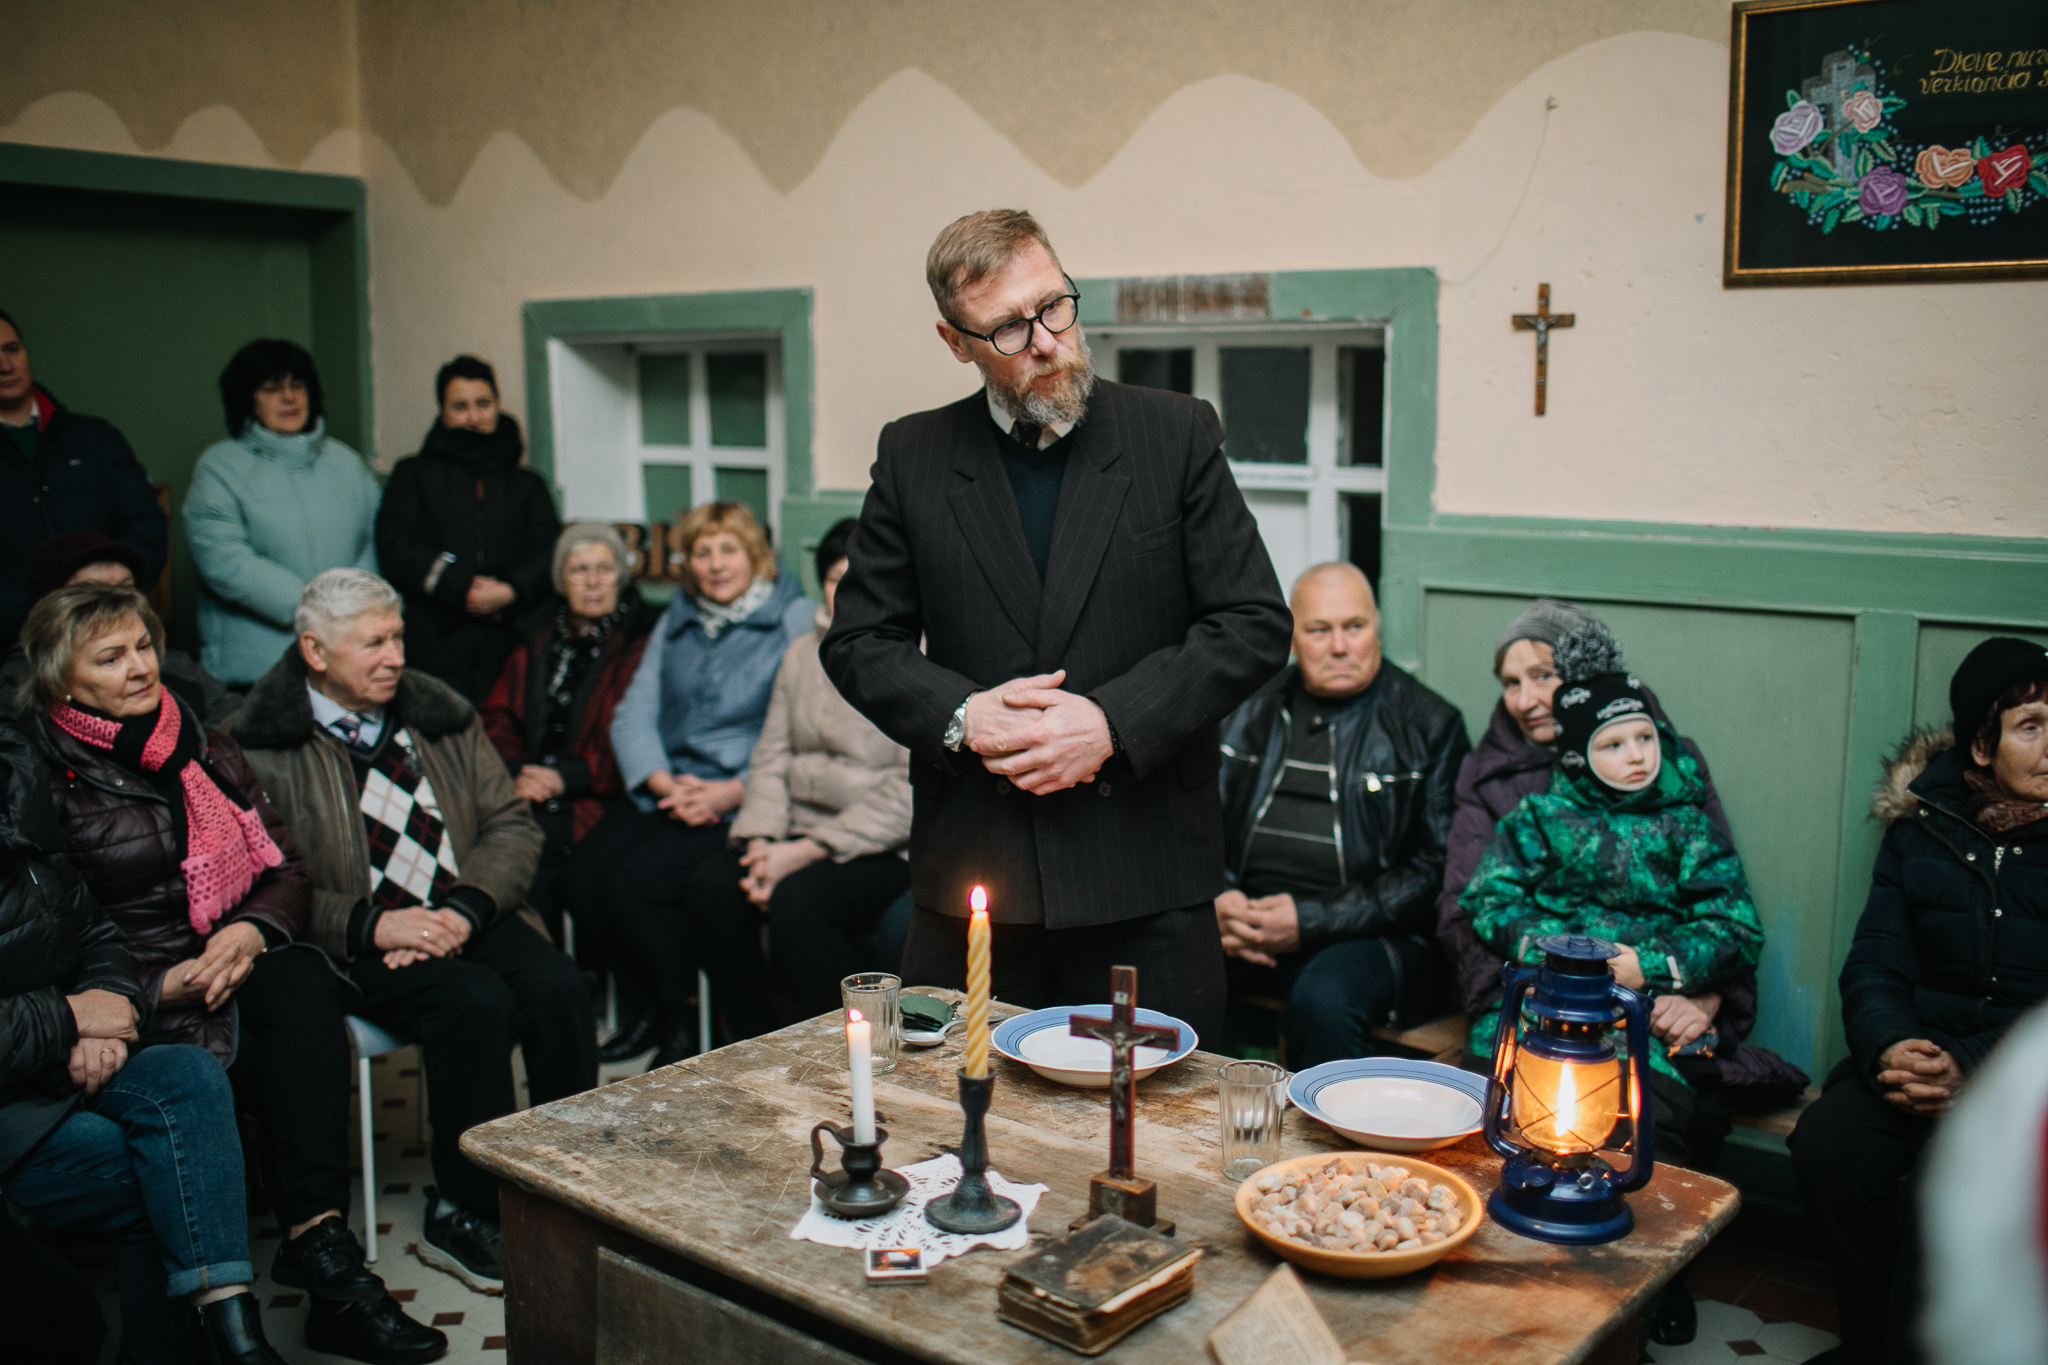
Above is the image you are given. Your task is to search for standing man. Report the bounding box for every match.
[0,308,167,647]
[822,210,1290,1042]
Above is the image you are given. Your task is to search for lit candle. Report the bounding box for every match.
[847,1008,876,1144]
[965,885,992,1079]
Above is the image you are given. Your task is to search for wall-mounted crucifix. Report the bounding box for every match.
[1069,965,1180,1235]
[1511,283,1575,416]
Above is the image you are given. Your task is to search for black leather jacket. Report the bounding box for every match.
[0,727,145,1176]
[1219,661,1469,953]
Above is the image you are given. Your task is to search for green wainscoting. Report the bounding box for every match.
[1913,623,2048,733]
[0,144,371,648]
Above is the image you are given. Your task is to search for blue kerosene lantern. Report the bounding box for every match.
[1482,933,1656,1244]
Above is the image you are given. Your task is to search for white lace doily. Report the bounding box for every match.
[790,1152,1046,1266]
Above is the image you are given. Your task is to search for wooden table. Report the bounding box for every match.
[463,997,1737,1364]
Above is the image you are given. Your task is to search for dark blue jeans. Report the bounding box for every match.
[3,1042,252,1360]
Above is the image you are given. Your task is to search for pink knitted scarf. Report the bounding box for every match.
[51,695,285,934]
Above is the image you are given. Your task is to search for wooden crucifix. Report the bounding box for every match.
[1069,965,1181,1235]
[1511,283,1575,416]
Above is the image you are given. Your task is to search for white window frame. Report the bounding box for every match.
[1090,322,1386,579]
[631,333,784,537]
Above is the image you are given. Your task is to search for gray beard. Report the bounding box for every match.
[983,330,1096,429]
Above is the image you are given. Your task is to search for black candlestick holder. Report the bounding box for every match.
[810,1122,909,1219]
[925,1070,1022,1235]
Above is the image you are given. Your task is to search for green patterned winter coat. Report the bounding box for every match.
[1459,727,1764,1085]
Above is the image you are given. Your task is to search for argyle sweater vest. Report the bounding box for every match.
[350,727,461,911]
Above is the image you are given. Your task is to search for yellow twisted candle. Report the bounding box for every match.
[965,886,992,1078]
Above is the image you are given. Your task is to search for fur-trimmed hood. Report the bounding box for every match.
[1872,727,1955,825]
[227,644,476,752]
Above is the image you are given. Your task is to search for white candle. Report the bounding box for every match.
[847,1009,876,1144]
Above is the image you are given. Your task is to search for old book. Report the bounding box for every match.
[997,1215,1201,1355]
[1206,1265,1376,1365]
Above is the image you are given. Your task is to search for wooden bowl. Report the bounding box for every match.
[1233,1151,1484,1279]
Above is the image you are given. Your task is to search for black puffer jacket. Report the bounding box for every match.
[1219,661,1469,953]
[374,415,562,704]
[0,727,145,1176]
[1841,729,2048,1084]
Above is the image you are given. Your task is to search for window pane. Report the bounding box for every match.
[1220,347,1310,464]
[714,466,771,534]
[638,354,692,446]
[707,352,769,448]
[1342,492,1382,593]
[1339,346,1385,467]
[1117,347,1193,394]
[641,462,694,524]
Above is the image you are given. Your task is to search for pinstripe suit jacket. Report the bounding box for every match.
[820,381,1290,928]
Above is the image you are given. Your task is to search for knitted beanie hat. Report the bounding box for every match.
[1551,620,1653,772]
[1950,636,2048,753]
[1493,598,1603,674]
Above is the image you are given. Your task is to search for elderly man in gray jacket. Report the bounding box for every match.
[230,568,595,1299]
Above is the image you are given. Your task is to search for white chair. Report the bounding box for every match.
[696,969,712,1058]
[344,1015,412,1263]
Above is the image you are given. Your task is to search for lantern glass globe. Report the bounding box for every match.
[1509,1051,1622,1155]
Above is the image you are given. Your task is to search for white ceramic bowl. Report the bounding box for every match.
[991,1006,1199,1088]
[1289,1059,1489,1153]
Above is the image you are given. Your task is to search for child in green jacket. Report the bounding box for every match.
[1459,623,1765,1089]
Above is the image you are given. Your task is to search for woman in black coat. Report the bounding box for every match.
[0,727,288,1364]
[1790,637,2048,1365]
[374,355,561,703]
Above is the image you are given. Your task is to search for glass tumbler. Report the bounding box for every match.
[1218,1059,1288,1181]
[840,972,901,1075]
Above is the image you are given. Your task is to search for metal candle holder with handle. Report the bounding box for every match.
[809,1122,909,1219]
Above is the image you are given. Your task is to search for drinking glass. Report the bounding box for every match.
[1218,1059,1288,1181]
[841,973,901,1075]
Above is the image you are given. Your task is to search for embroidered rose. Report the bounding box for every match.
[1858,166,1909,217]
[1770,101,1824,155]
[1841,88,1883,134]
[1915,145,1976,188]
[1978,144,2032,196]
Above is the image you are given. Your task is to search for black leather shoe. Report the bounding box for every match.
[417,1187,505,1294]
[1647,1278,1697,1345]
[197,1291,286,1365]
[649,1021,700,1069]
[271,1217,384,1302]
[305,1293,448,1364]
[596,1012,660,1063]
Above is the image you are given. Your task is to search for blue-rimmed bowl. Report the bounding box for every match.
[1289,1057,1489,1152]
[991,1006,1199,1088]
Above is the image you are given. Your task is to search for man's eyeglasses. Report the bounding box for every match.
[949,277,1081,356]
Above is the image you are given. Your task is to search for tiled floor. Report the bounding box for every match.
[78,1045,1842,1363]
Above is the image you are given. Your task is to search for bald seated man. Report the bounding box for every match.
[1215,563,1470,1069]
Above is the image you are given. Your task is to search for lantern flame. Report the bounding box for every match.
[1553,1061,1578,1145]
[970,885,988,913]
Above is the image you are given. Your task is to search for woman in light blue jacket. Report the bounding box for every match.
[590,499,813,1068]
[183,340,381,685]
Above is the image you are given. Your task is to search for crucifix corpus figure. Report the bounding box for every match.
[1511,282,1575,416]
[1069,964,1181,1235]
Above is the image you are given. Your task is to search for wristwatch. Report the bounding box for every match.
[944,695,972,752]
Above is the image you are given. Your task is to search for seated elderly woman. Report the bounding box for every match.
[20,583,446,1365]
[692,518,911,1032]
[596,500,814,1066]
[1791,638,2048,1365]
[481,523,658,972]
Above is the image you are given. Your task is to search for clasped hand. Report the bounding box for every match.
[374,906,473,971]
[648,771,745,825]
[514,764,566,802]
[966,669,1114,796]
[158,920,267,1012]
[740,837,829,906]
[66,988,139,1095]
[1215,890,1300,967]
[466,575,516,616]
[1877,1038,1965,1115]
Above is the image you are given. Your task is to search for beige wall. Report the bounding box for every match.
[5,2,2041,534]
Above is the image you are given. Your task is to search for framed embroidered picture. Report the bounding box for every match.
[1725,0,2048,285]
